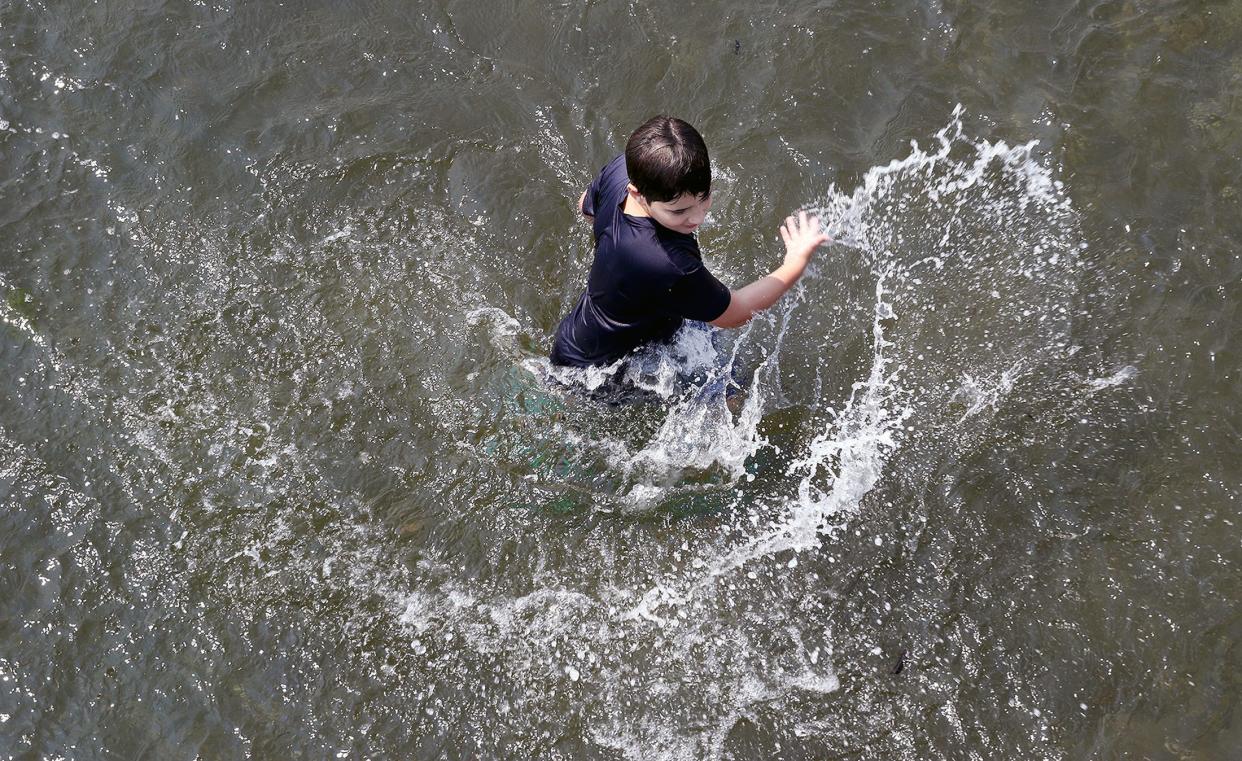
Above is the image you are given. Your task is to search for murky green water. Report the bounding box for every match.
[2,1,1240,758]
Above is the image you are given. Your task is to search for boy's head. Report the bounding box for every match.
[625,116,711,203]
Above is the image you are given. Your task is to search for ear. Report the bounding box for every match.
[626,183,649,208]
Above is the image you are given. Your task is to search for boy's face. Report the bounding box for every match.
[630,185,713,234]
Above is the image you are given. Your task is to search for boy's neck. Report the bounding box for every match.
[623,189,649,217]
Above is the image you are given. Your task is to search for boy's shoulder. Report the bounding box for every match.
[598,152,626,176]
[654,232,706,276]
[593,153,628,196]
[585,154,627,223]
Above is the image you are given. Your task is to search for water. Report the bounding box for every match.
[2,1,1240,759]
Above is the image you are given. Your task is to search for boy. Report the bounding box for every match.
[550,115,828,369]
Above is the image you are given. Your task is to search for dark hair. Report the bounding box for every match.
[624,115,711,203]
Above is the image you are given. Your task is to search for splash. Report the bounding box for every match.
[9,96,1093,758]
[382,107,1089,758]
[519,316,782,507]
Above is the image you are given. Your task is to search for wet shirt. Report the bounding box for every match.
[550,154,731,368]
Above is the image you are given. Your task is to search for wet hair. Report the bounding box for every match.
[624,115,711,203]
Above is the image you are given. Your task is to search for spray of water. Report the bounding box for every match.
[2,99,1097,758]
[378,108,1089,758]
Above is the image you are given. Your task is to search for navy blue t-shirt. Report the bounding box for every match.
[550,154,732,367]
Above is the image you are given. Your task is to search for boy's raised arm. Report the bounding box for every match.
[710,211,828,329]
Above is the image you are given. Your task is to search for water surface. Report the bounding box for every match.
[1,1,1240,758]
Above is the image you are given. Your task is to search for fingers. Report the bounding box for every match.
[780,212,821,233]
[779,211,827,248]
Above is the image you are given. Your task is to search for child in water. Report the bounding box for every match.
[551,115,829,372]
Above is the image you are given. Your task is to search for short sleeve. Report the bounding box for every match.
[581,159,611,218]
[582,178,598,217]
[667,265,732,322]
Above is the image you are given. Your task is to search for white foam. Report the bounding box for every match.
[318,226,353,245]
[1087,364,1138,392]
[161,104,1085,759]
[465,306,522,340]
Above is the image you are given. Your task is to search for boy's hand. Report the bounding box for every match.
[711,210,832,329]
[779,210,830,270]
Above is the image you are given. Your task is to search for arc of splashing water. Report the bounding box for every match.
[621,105,1067,626]
[628,270,908,624]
